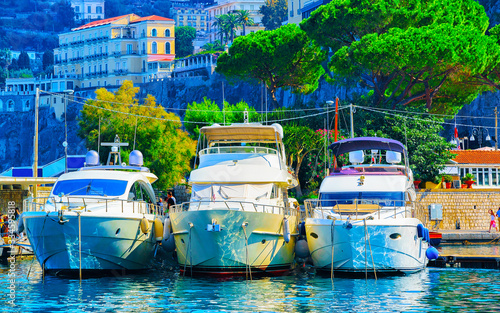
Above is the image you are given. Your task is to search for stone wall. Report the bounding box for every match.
[416,189,500,230]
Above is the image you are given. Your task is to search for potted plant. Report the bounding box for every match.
[413,173,422,189]
[463,173,475,188]
[443,175,453,189]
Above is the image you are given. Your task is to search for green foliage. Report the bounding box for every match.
[78,81,196,190]
[201,41,224,52]
[354,102,456,182]
[301,0,498,113]
[283,125,323,197]
[9,68,34,78]
[216,24,326,109]
[175,26,196,58]
[42,50,54,71]
[463,173,475,182]
[183,97,258,138]
[53,0,75,31]
[17,51,30,69]
[259,0,288,30]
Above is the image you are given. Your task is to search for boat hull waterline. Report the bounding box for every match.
[306,217,428,275]
[24,212,159,275]
[170,209,297,277]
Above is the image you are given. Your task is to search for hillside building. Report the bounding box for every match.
[206,0,265,43]
[71,0,106,22]
[54,13,176,89]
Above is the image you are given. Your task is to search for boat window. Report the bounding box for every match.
[139,182,154,203]
[191,183,272,201]
[319,192,405,207]
[52,179,128,197]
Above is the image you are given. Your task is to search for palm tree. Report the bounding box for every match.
[225,13,240,42]
[212,15,228,44]
[236,10,254,36]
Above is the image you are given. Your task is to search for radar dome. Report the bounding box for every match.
[85,150,99,166]
[129,150,144,167]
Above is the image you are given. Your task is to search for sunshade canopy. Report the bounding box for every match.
[200,123,283,142]
[328,137,406,157]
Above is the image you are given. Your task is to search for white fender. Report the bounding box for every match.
[283,217,291,243]
[163,217,171,241]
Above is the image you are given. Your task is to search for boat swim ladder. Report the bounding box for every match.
[183,223,194,277]
[330,218,335,280]
[363,219,377,280]
[242,222,252,281]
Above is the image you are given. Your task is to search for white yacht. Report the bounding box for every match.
[169,122,298,277]
[305,137,430,276]
[23,140,165,276]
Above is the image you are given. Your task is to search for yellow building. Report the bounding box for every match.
[54,14,176,88]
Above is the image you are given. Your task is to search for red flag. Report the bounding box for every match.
[454,127,460,150]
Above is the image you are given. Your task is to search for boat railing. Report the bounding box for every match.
[23,196,165,216]
[170,200,297,216]
[199,146,278,155]
[304,198,423,221]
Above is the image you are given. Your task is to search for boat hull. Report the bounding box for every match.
[306,217,428,275]
[170,209,297,276]
[24,212,159,275]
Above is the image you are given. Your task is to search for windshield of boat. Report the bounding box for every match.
[52,179,128,197]
[319,191,405,207]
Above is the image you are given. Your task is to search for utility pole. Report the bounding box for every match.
[33,88,39,198]
[350,103,354,138]
[495,107,498,151]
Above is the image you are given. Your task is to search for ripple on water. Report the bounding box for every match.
[3,261,500,312]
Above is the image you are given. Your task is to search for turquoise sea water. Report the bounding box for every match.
[2,257,500,312]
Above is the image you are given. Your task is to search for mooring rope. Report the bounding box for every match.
[330,219,335,280]
[364,219,377,280]
[183,223,193,277]
[242,222,252,281]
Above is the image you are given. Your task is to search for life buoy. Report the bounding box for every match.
[283,217,291,243]
[153,218,163,242]
[140,217,149,234]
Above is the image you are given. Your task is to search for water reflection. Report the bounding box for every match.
[2,259,500,312]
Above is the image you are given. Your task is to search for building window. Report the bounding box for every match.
[152,42,157,54]
[87,6,91,13]
[7,100,14,111]
[201,16,205,20]
[116,80,120,85]
[75,6,80,12]
[188,22,191,27]
[96,6,102,14]
[165,42,171,54]
[142,42,146,54]
[179,22,183,26]
[165,29,170,37]
[151,28,157,37]
[201,22,205,27]
[179,16,183,20]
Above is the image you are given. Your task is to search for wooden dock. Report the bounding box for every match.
[428,254,500,269]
